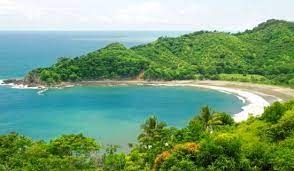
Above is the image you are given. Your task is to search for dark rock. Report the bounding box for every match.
[3,79,24,85]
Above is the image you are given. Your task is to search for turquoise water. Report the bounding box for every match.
[0,31,185,79]
[0,31,243,146]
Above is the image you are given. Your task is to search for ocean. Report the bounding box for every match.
[0,31,243,146]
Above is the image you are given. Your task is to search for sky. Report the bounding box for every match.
[0,0,294,31]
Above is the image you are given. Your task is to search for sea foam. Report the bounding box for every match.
[0,80,43,90]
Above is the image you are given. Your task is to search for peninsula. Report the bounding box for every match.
[1,19,294,171]
[2,19,294,122]
[5,19,292,88]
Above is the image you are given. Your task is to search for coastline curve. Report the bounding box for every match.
[1,79,292,122]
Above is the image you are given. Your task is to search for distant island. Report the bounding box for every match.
[6,19,292,88]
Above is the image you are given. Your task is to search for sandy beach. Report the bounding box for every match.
[76,80,294,122]
[1,79,293,122]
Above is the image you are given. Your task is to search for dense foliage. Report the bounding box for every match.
[25,19,294,87]
[1,100,294,170]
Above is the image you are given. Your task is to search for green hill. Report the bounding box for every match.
[25,19,294,86]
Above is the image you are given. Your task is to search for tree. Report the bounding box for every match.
[138,116,167,146]
[269,137,294,170]
[266,109,294,141]
[102,145,126,171]
[199,106,212,130]
[24,20,294,87]
[209,112,234,126]
[198,133,242,170]
[0,133,32,170]
[261,102,286,123]
[48,134,100,156]
[137,116,174,167]
[0,100,294,170]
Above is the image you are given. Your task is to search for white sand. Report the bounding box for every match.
[144,82,270,122]
[195,85,270,122]
[0,79,277,122]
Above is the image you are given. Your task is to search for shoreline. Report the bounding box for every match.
[1,79,293,122]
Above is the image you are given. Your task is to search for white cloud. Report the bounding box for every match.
[0,0,294,31]
[113,1,169,25]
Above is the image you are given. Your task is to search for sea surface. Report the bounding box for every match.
[0,31,243,146]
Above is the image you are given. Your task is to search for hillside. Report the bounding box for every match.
[24,19,294,87]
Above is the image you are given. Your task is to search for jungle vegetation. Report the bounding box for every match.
[1,100,294,170]
[25,19,294,87]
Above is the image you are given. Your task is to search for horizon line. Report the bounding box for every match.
[0,29,241,33]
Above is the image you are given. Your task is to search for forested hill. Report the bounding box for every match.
[25,19,294,87]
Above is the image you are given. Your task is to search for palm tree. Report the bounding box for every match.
[199,106,212,130]
[138,116,166,146]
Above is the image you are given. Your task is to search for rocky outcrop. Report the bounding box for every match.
[3,79,24,85]
[3,78,44,88]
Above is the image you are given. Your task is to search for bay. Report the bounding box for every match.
[0,31,243,146]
